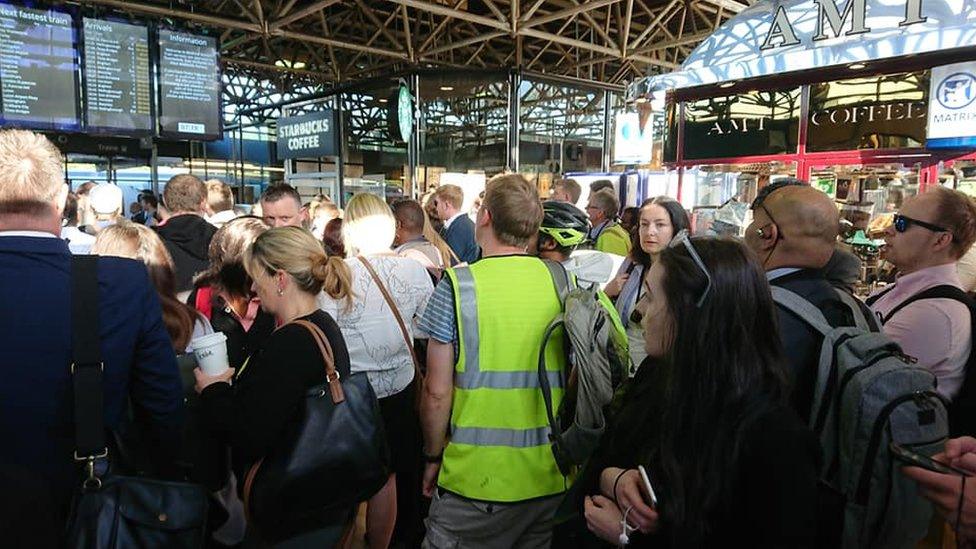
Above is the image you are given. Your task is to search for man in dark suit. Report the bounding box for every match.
[744,179,873,549]
[0,130,183,541]
[434,184,479,263]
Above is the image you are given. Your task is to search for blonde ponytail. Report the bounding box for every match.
[246,226,353,303]
[313,254,353,307]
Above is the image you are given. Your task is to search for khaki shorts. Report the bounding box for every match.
[423,490,562,549]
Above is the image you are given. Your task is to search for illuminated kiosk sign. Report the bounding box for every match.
[928,62,976,149]
[631,0,976,92]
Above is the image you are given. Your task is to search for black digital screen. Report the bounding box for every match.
[158,29,220,139]
[82,18,152,134]
[0,3,79,130]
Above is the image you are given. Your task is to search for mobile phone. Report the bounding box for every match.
[638,465,658,507]
[890,442,970,476]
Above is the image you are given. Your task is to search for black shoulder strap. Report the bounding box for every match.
[864,284,896,307]
[880,284,972,325]
[72,255,107,461]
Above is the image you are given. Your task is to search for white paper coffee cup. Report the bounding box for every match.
[191,332,230,375]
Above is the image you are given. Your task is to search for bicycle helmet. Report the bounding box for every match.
[540,200,590,247]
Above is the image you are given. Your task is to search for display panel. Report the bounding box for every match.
[0,3,79,130]
[807,72,929,152]
[82,18,152,134]
[682,88,801,160]
[158,29,220,139]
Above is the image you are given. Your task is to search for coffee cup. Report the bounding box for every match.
[191,332,230,375]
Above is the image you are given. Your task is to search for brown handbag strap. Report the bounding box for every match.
[356,256,423,376]
[293,319,345,404]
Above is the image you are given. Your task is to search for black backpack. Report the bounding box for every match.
[868,285,976,436]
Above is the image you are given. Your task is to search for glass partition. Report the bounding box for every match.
[519,78,607,188]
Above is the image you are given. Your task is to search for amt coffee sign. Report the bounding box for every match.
[276,110,338,160]
[928,63,976,149]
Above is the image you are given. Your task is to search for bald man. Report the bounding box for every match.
[746,179,876,421]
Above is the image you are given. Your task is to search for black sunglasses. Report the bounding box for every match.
[893,213,950,236]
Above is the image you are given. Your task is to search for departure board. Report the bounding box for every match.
[0,3,79,129]
[158,29,220,139]
[83,18,152,133]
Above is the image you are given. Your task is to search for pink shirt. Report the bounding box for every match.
[868,263,972,400]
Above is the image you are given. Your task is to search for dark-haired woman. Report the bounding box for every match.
[584,235,819,548]
[189,216,276,372]
[603,197,690,371]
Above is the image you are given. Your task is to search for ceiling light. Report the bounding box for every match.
[848,62,867,70]
[378,98,388,103]
[274,59,306,70]
[718,81,736,89]
[440,86,454,91]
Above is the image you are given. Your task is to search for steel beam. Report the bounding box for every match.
[270,0,343,30]
[386,0,510,32]
[520,0,620,30]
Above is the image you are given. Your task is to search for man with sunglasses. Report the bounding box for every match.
[866,187,976,401]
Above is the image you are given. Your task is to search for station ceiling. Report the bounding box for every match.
[83,0,749,86]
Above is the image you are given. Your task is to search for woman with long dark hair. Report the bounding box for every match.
[604,197,690,371]
[584,235,819,548]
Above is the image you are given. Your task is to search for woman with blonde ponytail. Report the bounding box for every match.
[319,193,435,548]
[194,226,358,547]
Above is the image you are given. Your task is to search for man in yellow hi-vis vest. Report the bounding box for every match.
[418,174,568,548]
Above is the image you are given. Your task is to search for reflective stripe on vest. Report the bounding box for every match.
[453,267,563,393]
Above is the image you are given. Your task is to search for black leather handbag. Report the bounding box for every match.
[65,256,210,548]
[243,319,390,542]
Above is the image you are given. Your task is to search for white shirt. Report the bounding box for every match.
[0,230,57,238]
[61,226,96,254]
[208,210,238,228]
[317,255,434,398]
[442,211,466,231]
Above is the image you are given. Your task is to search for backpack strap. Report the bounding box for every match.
[833,288,875,332]
[864,284,896,307]
[770,286,835,336]
[879,285,971,325]
[542,259,573,304]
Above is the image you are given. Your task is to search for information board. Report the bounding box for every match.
[82,18,152,134]
[158,29,220,139]
[0,3,79,129]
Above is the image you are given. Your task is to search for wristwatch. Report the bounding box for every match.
[423,451,443,463]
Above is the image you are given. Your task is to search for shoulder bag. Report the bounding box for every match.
[242,319,390,542]
[66,256,210,549]
[357,256,426,403]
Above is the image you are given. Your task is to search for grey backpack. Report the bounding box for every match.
[539,260,629,476]
[772,286,948,549]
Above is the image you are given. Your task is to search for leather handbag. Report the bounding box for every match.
[242,319,390,542]
[357,256,426,402]
[65,256,210,549]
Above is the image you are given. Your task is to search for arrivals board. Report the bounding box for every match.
[158,29,220,139]
[82,18,152,134]
[0,3,79,129]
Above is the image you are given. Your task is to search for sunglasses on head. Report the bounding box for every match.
[893,214,951,237]
[670,230,712,308]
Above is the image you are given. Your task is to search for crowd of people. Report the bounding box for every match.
[3,127,976,549]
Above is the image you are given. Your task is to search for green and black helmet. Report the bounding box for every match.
[540,200,590,248]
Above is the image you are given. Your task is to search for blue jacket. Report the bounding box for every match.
[441,214,480,264]
[0,235,183,498]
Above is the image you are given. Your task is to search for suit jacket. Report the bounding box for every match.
[0,236,183,508]
[441,214,480,264]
